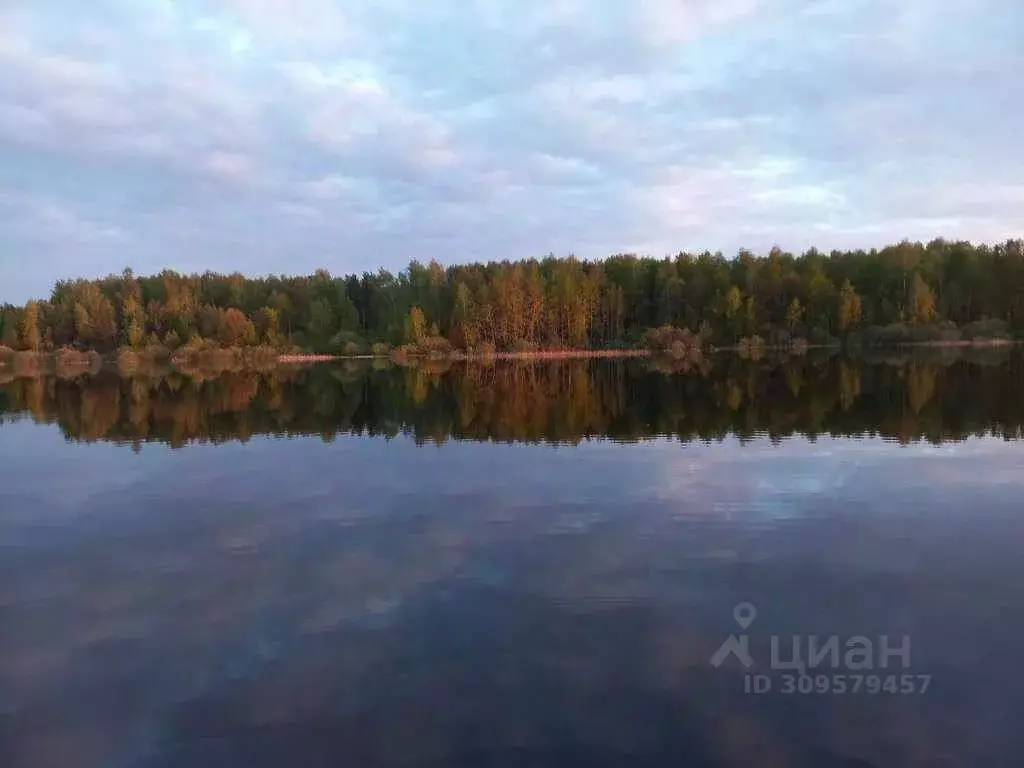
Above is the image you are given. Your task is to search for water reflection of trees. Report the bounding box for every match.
[1,354,1022,448]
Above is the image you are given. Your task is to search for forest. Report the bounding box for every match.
[2,238,1023,356]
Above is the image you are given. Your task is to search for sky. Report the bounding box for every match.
[1,0,1022,303]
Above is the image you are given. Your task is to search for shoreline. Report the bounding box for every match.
[443,349,650,361]
[884,338,1018,348]
[277,349,655,364]
[277,354,352,363]
[1,339,1018,378]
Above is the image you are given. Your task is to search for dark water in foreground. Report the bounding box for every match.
[1,355,1023,767]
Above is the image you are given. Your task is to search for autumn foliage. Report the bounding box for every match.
[1,239,1022,356]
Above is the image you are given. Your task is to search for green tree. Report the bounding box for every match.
[308,298,336,340]
[723,286,743,341]
[255,307,281,346]
[451,282,478,349]
[786,298,804,331]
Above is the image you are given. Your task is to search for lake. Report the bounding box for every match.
[2,352,1023,767]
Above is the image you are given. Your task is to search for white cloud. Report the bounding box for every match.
[214,0,359,49]
[35,202,129,244]
[0,103,49,142]
[204,151,257,184]
[633,0,763,45]
[301,175,362,201]
[0,0,1022,301]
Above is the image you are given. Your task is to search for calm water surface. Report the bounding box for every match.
[1,356,1023,767]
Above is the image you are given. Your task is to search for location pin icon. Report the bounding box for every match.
[733,602,756,630]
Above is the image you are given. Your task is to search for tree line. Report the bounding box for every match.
[3,354,1022,448]
[2,239,1023,355]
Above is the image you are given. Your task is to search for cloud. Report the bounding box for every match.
[203,151,258,184]
[0,0,1022,301]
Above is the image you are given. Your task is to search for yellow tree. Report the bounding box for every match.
[838,280,862,332]
[21,300,41,351]
[72,283,117,349]
[405,306,427,344]
[119,269,146,348]
[908,273,937,326]
[786,298,804,331]
[217,308,255,347]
